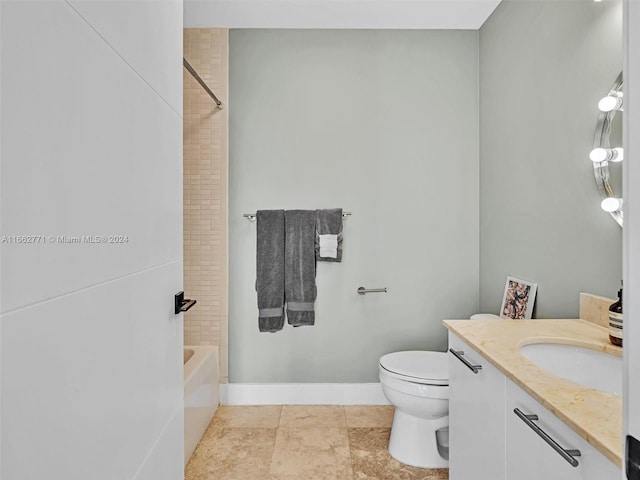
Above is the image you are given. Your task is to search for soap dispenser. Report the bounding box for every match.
[609,285,623,347]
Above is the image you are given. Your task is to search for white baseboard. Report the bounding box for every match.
[220,383,390,405]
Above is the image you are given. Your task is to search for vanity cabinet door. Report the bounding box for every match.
[505,379,620,480]
[448,333,506,480]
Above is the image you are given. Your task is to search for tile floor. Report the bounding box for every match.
[185,405,449,480]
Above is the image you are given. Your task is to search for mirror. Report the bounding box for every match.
[591,72,623,227]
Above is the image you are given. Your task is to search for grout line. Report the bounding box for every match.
[270,413,280,477]
[63,0,183,120]
[346,418,356,480]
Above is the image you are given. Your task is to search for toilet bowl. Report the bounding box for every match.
[379,351,449,468]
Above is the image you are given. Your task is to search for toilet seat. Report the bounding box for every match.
[379,351,448,386]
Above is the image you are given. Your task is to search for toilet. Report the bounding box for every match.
[379,350,450,468]
[379,313,500,468]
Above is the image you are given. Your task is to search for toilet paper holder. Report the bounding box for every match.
[357,287,388,295]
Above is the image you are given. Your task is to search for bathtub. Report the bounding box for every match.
[184,346,219,466]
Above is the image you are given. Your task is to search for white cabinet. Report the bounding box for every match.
[505,380,620,480]
[448,333,621,480]
[448,333,506,480]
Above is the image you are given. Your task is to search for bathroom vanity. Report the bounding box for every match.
[444,319,622,480]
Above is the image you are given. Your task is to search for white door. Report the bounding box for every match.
[0,1,184,479]
[624,1,640,479]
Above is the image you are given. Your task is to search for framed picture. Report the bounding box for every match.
[500,277,537,319]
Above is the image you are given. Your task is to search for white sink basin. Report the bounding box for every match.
[519,343,622,396]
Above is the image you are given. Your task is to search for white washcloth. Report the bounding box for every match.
[318,234,338,258]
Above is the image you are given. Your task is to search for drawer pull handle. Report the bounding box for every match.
[513,408,581,467]
[449,348,482,374]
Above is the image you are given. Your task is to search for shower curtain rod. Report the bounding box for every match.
[183,57,224,110]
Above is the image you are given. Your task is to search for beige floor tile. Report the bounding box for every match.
[267,475,346,480]
[185,427,277,480]
[388,458,449,480]
[186,406,448,480]
[348,427,392,479]
[345,405,395,428]
[349,428,448,480]
[270,427,353,479]
[211,405,282,428]
[267,476,313,480]
[279,405,346,427]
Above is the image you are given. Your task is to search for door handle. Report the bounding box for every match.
[175,291,197,314]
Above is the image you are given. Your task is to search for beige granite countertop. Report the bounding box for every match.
[443,319,623,467]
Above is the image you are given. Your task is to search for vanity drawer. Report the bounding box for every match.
[448,333,506,480]
[505,379,619,480]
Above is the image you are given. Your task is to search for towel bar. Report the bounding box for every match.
[243,211,351,222]
[357,287,388,295]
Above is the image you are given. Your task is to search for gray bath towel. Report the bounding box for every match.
[256,210,285,332]
[285,210,317,326]
[315,208,343,262]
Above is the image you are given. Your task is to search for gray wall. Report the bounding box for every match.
[479,0,623,317]
[229,30,479,383]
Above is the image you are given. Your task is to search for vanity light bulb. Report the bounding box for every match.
[589,148,608,162]
[611,147,624,162]
[590,147,624,163]
[598,95,623,112]
[601,197,623,213]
